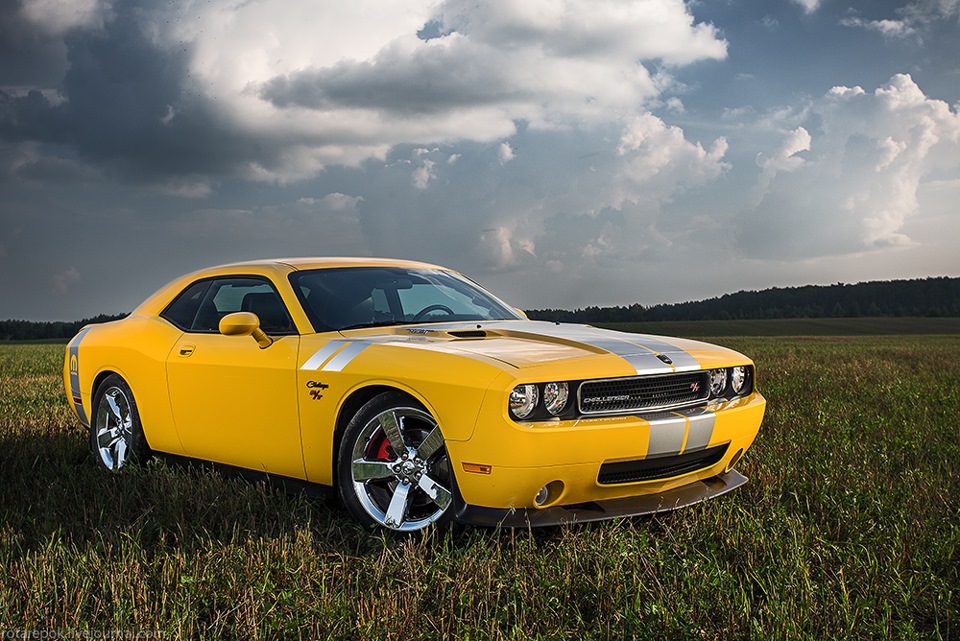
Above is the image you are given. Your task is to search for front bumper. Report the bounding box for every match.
[455,469,748,527]
[446,392,765,511]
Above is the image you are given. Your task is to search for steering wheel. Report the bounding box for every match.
[412,304,455,321]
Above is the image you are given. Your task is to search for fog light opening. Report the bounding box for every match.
[535,486,549,506]
[534,480,564,508]
[725,448,744,473]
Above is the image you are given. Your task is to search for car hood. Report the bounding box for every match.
[341,320,732,375]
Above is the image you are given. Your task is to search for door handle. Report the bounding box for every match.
[179,345,195,357]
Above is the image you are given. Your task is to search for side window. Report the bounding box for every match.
[164,277,295,334]
[161,280,212,330]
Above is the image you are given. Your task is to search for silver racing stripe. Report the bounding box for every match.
[522,323,701,375]
[645,412,687,457]
[676,406,716,452]
[320,341,370,372]
[300,340,349,370]
[644,406,716,458]
[301,340,371,372]
[614,334,701,372]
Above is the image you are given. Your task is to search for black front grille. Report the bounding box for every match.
[578,371,710,415]
[597,444,728,485]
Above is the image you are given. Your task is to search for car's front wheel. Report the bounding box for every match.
[337,392,455,532]
[90,374,151,471]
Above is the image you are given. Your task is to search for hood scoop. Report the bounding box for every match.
[447,330,488,339]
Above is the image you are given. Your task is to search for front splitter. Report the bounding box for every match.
[454,469,748,528]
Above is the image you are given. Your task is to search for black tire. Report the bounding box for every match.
[337,391,455,532]
[89,374,151,471]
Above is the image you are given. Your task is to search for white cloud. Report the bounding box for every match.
[412,159,437,189]
[840,17,917,38]
[20,0,111,35]
[840,0,959,39]
[298,193,364,211]
[792,0,822,14]
[479,226,537,269]
[148,0,726,181]
[754,127,811,202]
[498,142,515,164]
[742,74,960,255]
[151,178,214,199]
[615,113,729,207]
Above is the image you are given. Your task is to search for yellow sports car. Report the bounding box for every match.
[64,258,765,532]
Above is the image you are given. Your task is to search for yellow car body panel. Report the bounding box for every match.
[65,257,766,530]
[165,333,304,478]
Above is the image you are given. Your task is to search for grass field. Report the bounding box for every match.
[599,316,960,337]
[1,338,957,639]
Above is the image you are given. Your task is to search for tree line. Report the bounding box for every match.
[527,277,960,323]
[2,276,958,340]
[0,314,127,341]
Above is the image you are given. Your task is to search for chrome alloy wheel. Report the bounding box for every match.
[95,385,134,470]
[349,406,453,532]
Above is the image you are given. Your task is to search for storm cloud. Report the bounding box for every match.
[1,0,958,320]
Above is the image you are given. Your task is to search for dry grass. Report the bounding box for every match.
[0,338,957,639]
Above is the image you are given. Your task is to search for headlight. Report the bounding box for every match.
[510,384,539,419]
[710,369,727,396]
[731,366,748,394]
[543,382,569,415]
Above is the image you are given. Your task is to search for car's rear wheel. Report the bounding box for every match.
[90,374,150,471]
[338,392,455,532]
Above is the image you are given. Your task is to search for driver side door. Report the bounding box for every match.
[161,276,305,478]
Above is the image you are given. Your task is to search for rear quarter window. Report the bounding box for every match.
[160,280,211,330]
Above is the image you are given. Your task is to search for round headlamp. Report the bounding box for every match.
[510,384,539,420]
[543,382,569,416]
[710,369,727,396]
[731,366,748,394]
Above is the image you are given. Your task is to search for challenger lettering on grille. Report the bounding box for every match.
[579,371,711,415]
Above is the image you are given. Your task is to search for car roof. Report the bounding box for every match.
[215,257,445,271]
[131,257,454,320]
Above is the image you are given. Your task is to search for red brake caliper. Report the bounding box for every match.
[369,429,396,462]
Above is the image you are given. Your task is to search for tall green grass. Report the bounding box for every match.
[1,339,957,639]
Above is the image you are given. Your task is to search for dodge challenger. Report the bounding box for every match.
[64,258,765,532]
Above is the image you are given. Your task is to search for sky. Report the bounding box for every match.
[1,0,959,321]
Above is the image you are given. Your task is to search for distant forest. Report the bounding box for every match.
[0,314,127,342]
[2,277,959,340]
[527,277,960,323]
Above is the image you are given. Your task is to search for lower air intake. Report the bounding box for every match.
[597,444,728,485]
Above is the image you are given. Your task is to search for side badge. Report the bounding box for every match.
[306,380,329,401]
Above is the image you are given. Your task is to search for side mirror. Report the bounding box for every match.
[515,308,529,319]
[219,312,274,349]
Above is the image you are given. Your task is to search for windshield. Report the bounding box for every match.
[290,266,523,332]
